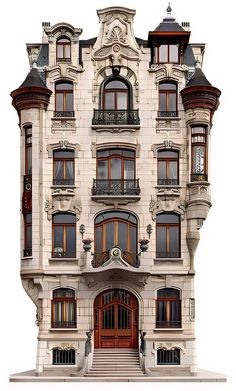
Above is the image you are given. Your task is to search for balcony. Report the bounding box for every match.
[51,320,76,328]
[92,109,140,132]
[53,111,75,118]
[91,179,140,205]
[92,250,140,268]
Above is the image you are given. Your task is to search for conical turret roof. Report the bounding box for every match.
[187,67,212,87]
[19,67,47,89]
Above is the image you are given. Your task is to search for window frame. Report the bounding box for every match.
[55,81,74,117]
[156,288,181,328]
[157,348,180,365]
[25,126,32,175]
[155,44,179,64]
[24,212,32,257]
[158,82,178,117]
[53,149,75,186]
[52,348,76,365]
[191,126,207,181]
[157,149,179,185]
[51,288,76,329]
[102,79,129,111]
[97,148,136,180]
[156,213,181,258]
[52,213,76,258]
[56,37,71,63]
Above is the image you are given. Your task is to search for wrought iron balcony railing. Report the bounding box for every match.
[51,320,77,328]
[53,111,75,118]
[53,178,74,186]
[191,173,208,182]
[92,250,140,268]
[51,250,76,258]
[156,320,182,328]
[92,179,140,196]
[92,109,140,125]
[156,251,181,258]
[158,111,178,117]
[56,58,71,63]
[157,178,179,186]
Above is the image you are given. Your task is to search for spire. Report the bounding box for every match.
[167,2,172,16]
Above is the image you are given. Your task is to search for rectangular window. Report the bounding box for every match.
[157,349,180,365]
[53,349,75,365]
[24,213,32,257]
[156,213,180,258]
[156,45,179,64]
[25,126,32,175]
[191,126,207,181]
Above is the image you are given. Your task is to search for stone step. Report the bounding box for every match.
[84,373,145,377]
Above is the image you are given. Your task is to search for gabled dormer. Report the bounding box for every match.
[148,4,190,66]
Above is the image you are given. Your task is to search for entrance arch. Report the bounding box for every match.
[94,289,139,349]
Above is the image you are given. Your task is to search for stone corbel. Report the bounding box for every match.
[45,194,82,220]
[186,231,200,273]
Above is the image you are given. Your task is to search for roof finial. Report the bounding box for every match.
[167,2,172,16]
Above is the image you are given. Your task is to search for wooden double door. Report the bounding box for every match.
[94,289,138,349]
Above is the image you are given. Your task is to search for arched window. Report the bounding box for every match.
[158,82,177,117]
[53,348,75,365]
[156,288,181,328]
[54,81,74,117]
[94,211,138,266]
[51,288,76,328]
[92,148,139,196]
[191,126,207,181]
[52,213,76,258]
[103,79,129,110]
[157,348,180,365]
[156,213,180,258]
[56,37,71,62]
[157,150,179,185]
[53,150,74,186]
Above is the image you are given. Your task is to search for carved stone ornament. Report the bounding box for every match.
[150,195,186,221]
[185,108,210,125]
[150,63,188,83]
[45,191,82,220]
[154,341,185,353]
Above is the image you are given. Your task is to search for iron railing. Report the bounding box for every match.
[92,179,140,196]
[53,111,75,117]
[157,348,180,365]
[157,178,179,186]
[56,58,71,63]
[92,250,140,268]
[158,111,178,117]
[191,173,208,182]
[51,251,76,258]
[53,178,74,186]
[23,248,32,257]
[156,320,182,328]
[92,109,140,125]
[156,251,181,258]
[51,320,77,328]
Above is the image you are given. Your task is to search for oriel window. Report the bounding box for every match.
[25,126,32,175]
[191,126,207,181]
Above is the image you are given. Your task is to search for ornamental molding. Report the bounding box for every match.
[149,64,188,83]
[46,64,82,83]
[154,341,185,352]
[45,192,82,220]
[46,140,80,157]
[156,119,181,133]
[48,342,79,351]
[51,120,76,132]
[22,279,43,326]
[91,141,140,158]
[150,195,186,221]
[151,141,184,158]
[185,108,211,125]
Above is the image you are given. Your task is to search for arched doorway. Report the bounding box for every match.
[94,289,139,349]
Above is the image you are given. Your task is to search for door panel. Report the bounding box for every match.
[94,289,138,348]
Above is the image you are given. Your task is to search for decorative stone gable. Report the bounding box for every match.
[92,7,141,67]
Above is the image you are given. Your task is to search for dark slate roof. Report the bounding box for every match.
[155,16,185,32]
[37,44,49,67]
[183,45,196,67]
[186,67,212,87]
[19,67,48,89]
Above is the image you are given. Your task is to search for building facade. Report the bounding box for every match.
[11,5,220,378]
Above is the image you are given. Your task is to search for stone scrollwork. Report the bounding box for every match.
[154,341,185,353]
[150,195,186,221]
[45,191,82,220]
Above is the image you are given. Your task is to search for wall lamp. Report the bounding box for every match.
[146,224,153,238]
[79,224,85,238]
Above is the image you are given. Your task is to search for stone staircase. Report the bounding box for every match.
[84,349,145,378]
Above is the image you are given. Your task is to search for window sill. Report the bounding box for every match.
[21,256,33,260]
[153,328,183,332]
[155,185,181,189]
[49,328,78,332]
[51,185,76,189]
[154,258,183,263]
[49,258,78,262]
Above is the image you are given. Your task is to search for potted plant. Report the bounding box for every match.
[82,238,93,252]
[139,238,149,252]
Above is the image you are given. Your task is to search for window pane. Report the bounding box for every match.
[65,92,73,111]
[105,92,115,109]
[118,222,127,251]
[169,161,177,179]
[65,45,70,58]
[25,213,32,223]
[54,161,64,179]
[157,214,179,224]
[158,150,178,158]
[111,158,122,179]
[169,93,176,111]
[53,213,76,224]
[157,288,180,299]
[158,161,167,179]
[159,93,166,111]
[57,46,63,58]
[169,226,179,252]
[54,226,63,249]
[159,83,176,91]
[105,80,127,89]
[124,160,134,180]
[54,150,74,158]
[97,160,108,179]
[25,225,32,248]
[95,225,102,253]
[157,226,166,252]
[66,226,76,252]
[106,222,115,249]
[193,146,205,173]
[56,83,73,91]
[129,225,137,253]
[169,45,178,62]
[65,161,74,179]
[159,45,168,62]
[56,93,63,111]
[26,146,32,175]
[117,92,127,110]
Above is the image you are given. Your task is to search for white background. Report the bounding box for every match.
[1,0,235,391]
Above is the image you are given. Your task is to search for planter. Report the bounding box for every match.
[82,239,92,252]
[139,239,149,252]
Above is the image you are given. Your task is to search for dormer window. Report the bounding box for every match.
[155,44,179,64]
[56,37,71,63]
